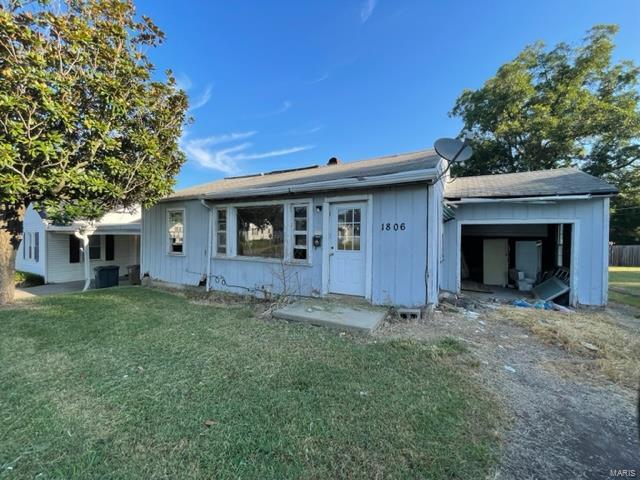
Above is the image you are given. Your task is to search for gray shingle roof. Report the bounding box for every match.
[444,167,618,199]
[165,149,440,201]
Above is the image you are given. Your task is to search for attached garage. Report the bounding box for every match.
[440,168,618,306]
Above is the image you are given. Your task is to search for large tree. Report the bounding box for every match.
[451,25,640,243]
[0,0,188,303]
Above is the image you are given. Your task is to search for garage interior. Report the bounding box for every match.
[460,223,572,304]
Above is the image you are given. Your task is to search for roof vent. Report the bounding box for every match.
[327,157,340,166]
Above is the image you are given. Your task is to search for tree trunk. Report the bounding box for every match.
[0,227,17,305]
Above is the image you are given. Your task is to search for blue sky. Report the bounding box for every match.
[135,0,640,189]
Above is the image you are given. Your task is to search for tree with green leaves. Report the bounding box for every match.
[451,25,640,243]
[0,0,188,303]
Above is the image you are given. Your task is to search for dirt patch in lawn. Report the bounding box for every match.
[376,302,640,479]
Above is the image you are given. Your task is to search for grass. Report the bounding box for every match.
[0,288,500,479]
[485,305,640,389]
[609,266,640,308]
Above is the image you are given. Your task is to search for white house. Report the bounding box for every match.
[140,149,617,307]
[16,204,141,285]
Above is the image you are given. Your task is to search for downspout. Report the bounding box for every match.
[424,184,430,305]
[74,230,91,292]
[201,199,213,292]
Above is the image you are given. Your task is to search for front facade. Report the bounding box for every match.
[141,150,616,307]
[142,151,443,307]
[16,205,141,284]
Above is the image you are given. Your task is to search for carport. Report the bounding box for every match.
[440,168,618,306]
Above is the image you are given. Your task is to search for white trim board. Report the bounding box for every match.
[601,198,610,305]
[455,218,580,306]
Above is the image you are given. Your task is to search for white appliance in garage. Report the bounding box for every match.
[483,238,508,286]
[515,240,541,289]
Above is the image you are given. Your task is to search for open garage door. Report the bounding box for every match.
[460,222,573,304]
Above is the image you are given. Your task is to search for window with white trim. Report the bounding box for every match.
[216,208,227,255]
[292,205,309,261]
[167,209,185,254]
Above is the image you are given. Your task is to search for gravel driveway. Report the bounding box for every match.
[376,304,640,479]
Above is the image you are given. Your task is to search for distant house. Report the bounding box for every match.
[140,149,617,307]
[16,205,141,285]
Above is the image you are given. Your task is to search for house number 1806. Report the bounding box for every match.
[381,222,406,231]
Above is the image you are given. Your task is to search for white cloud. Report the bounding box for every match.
[308,73,329,84]
[175,73,193,91]
[189,84,213,111]
[187,131,257,148]
[181,130,313,174]
[287,125,323,136]
[252,100,292,118]
[360,0,377,22]
[232,145,313,161]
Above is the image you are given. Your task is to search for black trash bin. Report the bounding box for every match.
[94,265,120,289]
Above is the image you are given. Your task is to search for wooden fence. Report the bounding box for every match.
[609,245,640,267]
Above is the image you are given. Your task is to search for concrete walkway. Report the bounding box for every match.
[15,281,86,300]
[273,299,386,333]
[15,279,131,300]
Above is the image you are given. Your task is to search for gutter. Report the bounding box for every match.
[162,168,439,203]
[446,194,598,205]
[200,199,213,292]
[45,224,140,234]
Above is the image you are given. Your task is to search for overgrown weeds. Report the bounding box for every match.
[486,306,640,388]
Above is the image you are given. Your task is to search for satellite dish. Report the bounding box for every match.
[434,137,472,164]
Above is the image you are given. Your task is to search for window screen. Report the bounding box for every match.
[89,235,101,260]
[34,232,39,262]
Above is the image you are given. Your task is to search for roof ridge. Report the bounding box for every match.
[171,147,437,196]
[451,166,579,182]
[445,166,617,199]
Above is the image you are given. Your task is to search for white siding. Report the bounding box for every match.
[46,233,139,283]
[15,205,46,278]
[440,198,610,306]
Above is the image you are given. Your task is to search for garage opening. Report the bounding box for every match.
[460,223,572,304]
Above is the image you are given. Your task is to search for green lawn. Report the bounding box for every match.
[0,288,500,479]
[609,266,640,308]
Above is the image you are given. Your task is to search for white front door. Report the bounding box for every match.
[329,203,366,296]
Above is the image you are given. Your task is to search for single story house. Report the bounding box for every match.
[16,204,141,285]
[141,149,617,307]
